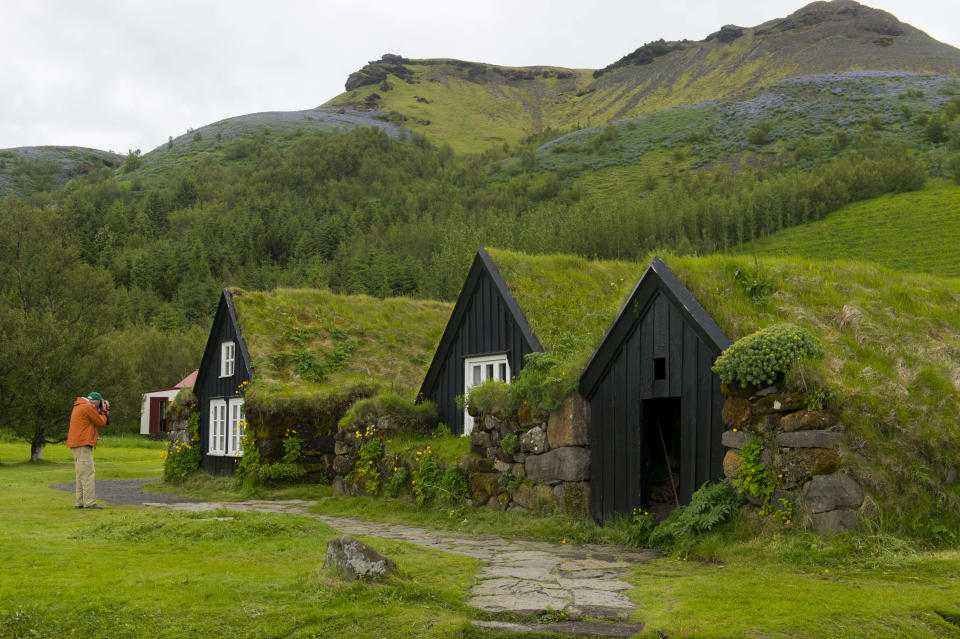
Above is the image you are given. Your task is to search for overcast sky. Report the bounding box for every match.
[2,0,958,154]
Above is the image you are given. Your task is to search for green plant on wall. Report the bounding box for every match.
[162,439,201,483]
[734,439,778,513]
[346,424,384,496]
[712,323,824,387]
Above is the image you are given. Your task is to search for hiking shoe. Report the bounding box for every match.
[75,505,83,509]
[85,504,104,510]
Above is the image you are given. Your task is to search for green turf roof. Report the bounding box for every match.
[485,248,646,369]
[663,252,960,532]
[229,287,451,406]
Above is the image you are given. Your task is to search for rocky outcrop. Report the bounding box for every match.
[324,535,398,581]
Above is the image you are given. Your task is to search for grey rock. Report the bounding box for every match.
[483,414,502,432]
[520,425,549,454]
[547,394,590,448]
[324,534,398,581]
[721,429,753,449]
[802,474,864,513]
[332,455,355,475]
[947,467,958,484]
[809,509,860,535]
[778,430,841,449]
[494,459,512,473]
[525,447,590,482]
[512,483,556,510]
[331,476,345,496]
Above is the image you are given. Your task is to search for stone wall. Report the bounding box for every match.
[464,393,592,516]
[720,382,868,535]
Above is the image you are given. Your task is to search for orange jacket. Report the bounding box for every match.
[67,397,108,448]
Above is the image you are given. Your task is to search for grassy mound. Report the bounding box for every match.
[667,253,960,542]
[230,287,451,413]
[746,181,960,278]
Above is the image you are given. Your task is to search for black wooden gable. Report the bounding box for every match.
[195,288,253,475]
[579,257,732,522]
[419,249,543,434]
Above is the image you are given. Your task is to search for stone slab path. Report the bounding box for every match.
[145,499,654,627]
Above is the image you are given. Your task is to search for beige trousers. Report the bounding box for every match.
[70,445,96,507]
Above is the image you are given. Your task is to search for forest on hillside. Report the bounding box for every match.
[0,105,955,450]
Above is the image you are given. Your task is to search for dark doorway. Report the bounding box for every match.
[642,397,681,519]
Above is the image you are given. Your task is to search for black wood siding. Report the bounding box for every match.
[196,294,251,475]
[425,269,537,434]
[587,292,726,521]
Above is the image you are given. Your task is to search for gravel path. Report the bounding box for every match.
[48,479,199,505]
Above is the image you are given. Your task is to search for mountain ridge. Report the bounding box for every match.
[324,0,960,151]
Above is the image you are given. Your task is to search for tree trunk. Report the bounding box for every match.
[30,435,46,461]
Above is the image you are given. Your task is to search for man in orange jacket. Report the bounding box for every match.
[67,392,110,509]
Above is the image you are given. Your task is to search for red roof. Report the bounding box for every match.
[175,370,198,389]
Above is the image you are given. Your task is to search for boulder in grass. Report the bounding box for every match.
[324,535,398,581]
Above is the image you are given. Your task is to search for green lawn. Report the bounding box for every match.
[746,181,960,278]
[2,439,959,638]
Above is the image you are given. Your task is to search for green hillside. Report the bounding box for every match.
[669,252,960,540]
[117,107,413,191]
[745,182,960,277]
[0,146,123,197]
[324,1,960,151]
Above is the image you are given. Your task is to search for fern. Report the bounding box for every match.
[649,481,739,549]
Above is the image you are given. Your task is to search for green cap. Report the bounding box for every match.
[88,392,103,401]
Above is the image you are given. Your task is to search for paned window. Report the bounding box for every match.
[221,341,236,378]
[463,354,510,436]
[208,399,227,455]
[227,398,245,457]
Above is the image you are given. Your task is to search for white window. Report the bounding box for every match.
[227,398,246,457]
[221,341,235,378]
[208,399,227,456]
[463,354,510,436]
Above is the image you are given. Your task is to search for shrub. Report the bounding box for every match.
[385,465,409,497]
[339,390,438,433]
[712,324,824,387]
[346,437,384,495]
[649,481,739,550]
[162,440,201,483]
[465,379,512,416]
[748,120,774,145]
[500,433,519,455]
[626,507,657,547]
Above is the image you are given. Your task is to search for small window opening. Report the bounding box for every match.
[654,357,666,380]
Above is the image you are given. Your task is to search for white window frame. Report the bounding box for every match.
[208,399,227,456]
[227,398,246,457]
[220,341,236,378]
[463,354,510,436]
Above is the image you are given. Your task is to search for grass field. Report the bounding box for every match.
[746,181,960,278]
[3,438,960,638]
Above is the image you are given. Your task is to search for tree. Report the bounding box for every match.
[0,197,115,460]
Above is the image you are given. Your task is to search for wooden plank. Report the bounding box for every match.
[613,350,627,516]
[602,375,616,521]
[640,307,654,399]
[654,295,667,357]
[669,305,683,397]
[680,324,699,503]
[590,394,603,521]
[696,341,714,491]
[710,371,725,481]
[624,341,640,513]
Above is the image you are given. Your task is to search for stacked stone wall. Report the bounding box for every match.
[465,393,591,516]
[721,383,869,535]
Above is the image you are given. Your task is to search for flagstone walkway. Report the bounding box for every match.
[144,498,654,627]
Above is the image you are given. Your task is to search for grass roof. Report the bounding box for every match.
[229,287,451,411]
[664,253,960,537]
[485,248,646,370]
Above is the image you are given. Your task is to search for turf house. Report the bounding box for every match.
[193,287,450,477]
[579,257,732,522]
[419,248,646,435]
